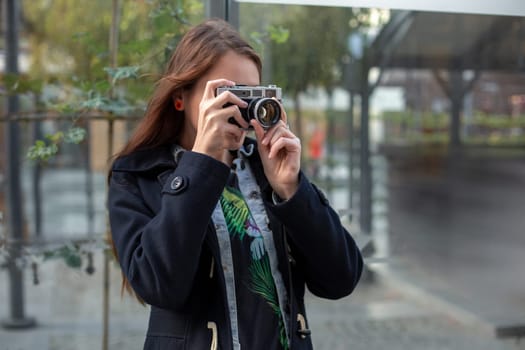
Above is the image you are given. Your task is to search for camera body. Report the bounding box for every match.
[216,85,283,129]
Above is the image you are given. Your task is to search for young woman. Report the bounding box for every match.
[107,19,363,350]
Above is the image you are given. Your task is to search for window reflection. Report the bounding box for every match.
[239,3,525,348]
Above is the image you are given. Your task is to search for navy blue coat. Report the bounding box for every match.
[107,140,363,350]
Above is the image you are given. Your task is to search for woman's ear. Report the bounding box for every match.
[172,93,184,111]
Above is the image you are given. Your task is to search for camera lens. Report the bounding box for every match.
[251,98,281,128]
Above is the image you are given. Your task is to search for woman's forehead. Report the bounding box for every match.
[201,51,260,86]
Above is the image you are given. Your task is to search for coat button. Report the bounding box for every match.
[170,176,187,193]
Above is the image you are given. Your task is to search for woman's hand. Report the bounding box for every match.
[251,104,301,200]
[192,79,250,163]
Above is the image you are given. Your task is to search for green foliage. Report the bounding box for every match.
[1,74,44,96]
[103,66,141,86]
[382,111,525,130]
[249,24,289,50]
[472,113,525,129]
[268,6,363,94]
[80,95,138,115]
[381,111,525,146]
[27,127,86,161]
[381,111,449,129]
[64,127,88,144]
[21,1,203,164]
[43,245,83,269]
[268,25,289,44]
[22,0,203,101]
[26,140,59,161]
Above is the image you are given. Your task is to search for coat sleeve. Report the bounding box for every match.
[267,172,363,299]
[108,151,230,309]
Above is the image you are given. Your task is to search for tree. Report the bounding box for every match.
[267,6,355,148]
[21,0,204,105]
[16,0,203,162]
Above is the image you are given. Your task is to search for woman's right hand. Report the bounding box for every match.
[191,79,250,163]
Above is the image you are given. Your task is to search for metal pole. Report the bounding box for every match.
[101,1,120,348]
[326,90,335,200]
[359,60,372,234]
[228,0,239,29]
[32,122,43,237]
[449,70,462,149]
[347,91,354,221]
[343,55,359,223]
[205,0,225,19]
[205,0,238,27]
[2,0,36,329]
[85,122,94,238]
[32,95,43,238]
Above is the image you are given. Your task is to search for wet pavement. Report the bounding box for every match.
[1,254,523,350]
[1,146,525,349]
[381,147,525,338]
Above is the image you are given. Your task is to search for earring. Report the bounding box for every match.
[174,99,184,111]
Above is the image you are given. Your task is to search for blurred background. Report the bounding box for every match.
[1,0,524,349]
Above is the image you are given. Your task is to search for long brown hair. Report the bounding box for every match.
[111,19,262,301]
[118,18,262,157]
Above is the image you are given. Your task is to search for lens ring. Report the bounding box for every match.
[253,98,281,128]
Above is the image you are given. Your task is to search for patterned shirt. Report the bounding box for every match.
[220,172,288,350]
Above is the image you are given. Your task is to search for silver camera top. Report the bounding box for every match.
[216,85,282,100]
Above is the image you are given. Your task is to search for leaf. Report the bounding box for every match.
[64,127,87,144]
[148,6,165,18]
[103,100,138,115]
[80,93,138,114]
[78,80,111,94]
[165,35,181,52]
[103,66,140,85]
[250,31,264,46]
[268,25,289,44]
[47,102,77,115]
[64,252,82,269]
[81,96,110,110]
[42,246,82,269]
[121,39,151,55]
[1,74,43,95]
[26,142,59,161]
[46,131,64,143]
[72,32,90,41]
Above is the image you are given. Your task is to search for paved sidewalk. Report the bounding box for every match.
[1,254,523,350]
[308,271,524,350]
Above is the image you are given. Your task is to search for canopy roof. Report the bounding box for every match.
[238,0,525,17]
[370,11,525,72]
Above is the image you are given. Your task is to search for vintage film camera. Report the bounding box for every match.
[216,85,282,129]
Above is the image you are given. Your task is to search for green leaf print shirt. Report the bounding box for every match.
[220,173,288,350]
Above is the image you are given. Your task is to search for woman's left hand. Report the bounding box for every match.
[251,105,301,201]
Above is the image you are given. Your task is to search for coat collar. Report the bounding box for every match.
[111,138,263,176]
[111,145,175,173]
